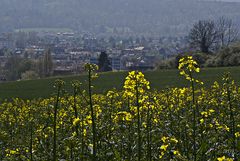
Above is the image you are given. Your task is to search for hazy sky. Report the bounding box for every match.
[217,0,240,1]
[207,0,240,1]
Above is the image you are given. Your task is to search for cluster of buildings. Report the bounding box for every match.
[0,31,188,78]
[40,47,156,75]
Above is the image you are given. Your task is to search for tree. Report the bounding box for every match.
[21,70,39,80]
[98,51,112,72]
[4,56,22,80]
[189,20,218,53]
[4,55,35,81]
[109,36,116,48]
[15,32,27,49]
[42,48,53,77]
[217,17,239,48]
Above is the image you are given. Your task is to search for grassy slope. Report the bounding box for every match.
[0,67,240,99]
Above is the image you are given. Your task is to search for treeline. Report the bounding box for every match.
[1,49,53,81]
[1,50,113,81]
[157,17,240,69]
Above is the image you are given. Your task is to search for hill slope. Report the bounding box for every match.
[0,0,240,36]
[1,67,240,99]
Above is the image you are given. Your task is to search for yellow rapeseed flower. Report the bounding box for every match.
[160,144,168,151]
[178,56,203,84]
[73,118,80,126]
[217,156,233,161]
[235,132,240,138]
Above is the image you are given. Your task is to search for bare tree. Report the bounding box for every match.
[189,20,218,53]
[217,17,239,48]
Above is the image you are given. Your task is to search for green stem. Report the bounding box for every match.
[136,79,141,161]
[127,97,132,161]
[53,84,61,161]
[147,103,152,161]
[190,72,196,161]
[30,123,33,161]
[226,78,236,159]
[81,114,85,160]
[88,68,97,160]
[73,88,79,136]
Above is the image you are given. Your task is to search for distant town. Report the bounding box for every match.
[0,30,188,81]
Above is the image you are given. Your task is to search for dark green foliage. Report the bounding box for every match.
[98,52,112,72]
[3,51,51,81]
[4,56,35,81]
[158,42,240,69]
[206,43,240,67]
[157,52,211,69]
[42,48,53,77]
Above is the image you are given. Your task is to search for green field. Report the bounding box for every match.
[0,67,240,99]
